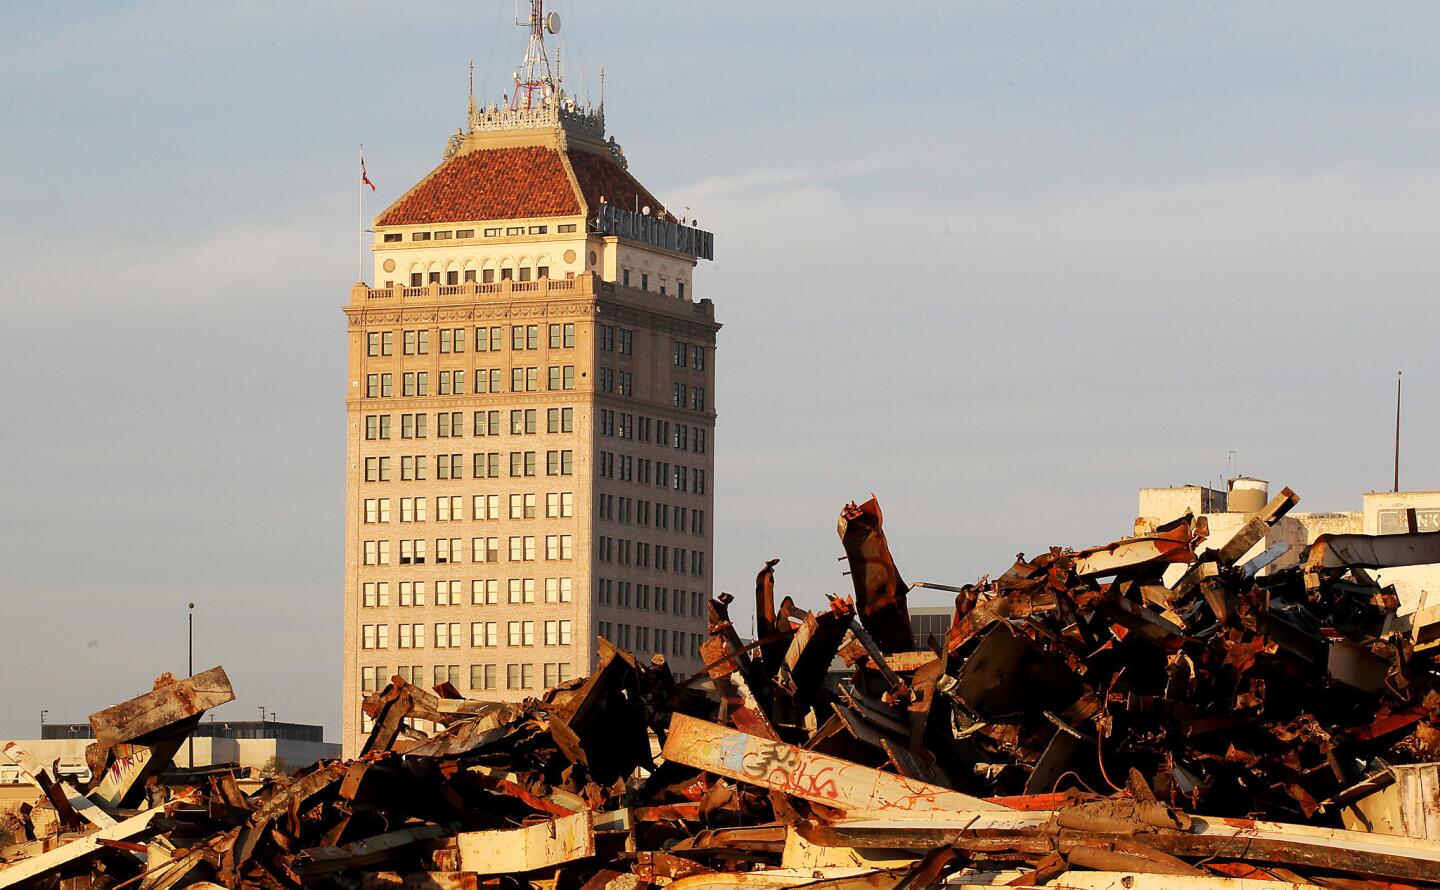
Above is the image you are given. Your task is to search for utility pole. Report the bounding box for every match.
[187,602,195,768]
[1394,371,1402,493]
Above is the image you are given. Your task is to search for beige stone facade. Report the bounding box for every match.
[341,109,718,756]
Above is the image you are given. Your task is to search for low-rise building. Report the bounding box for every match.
[1136,479,1439,613]
[0,721,339,786]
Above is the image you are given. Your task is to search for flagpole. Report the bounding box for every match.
[358,144,364,284]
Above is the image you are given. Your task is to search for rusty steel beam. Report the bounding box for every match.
[701,634,779,740]
[661,714,1006,813]
[779,598,855,711]
[1306,530,1440,574]
[754,559,781,666]
[89,666,235,748]
[292,824,454,875]
[1073,522,1198,579]
[838,497,914,653]
[1213,486,1301,566]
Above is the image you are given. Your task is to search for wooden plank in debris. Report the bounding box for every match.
[456,810,594,874]
[662,714,1006,812]
[89,666,235,748]
[0,802,170,888]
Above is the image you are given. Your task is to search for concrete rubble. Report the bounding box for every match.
[6,489,1440,888]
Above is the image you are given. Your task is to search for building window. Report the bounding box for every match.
[475,326,501,352]
[544,577,573,603]
[361,581,391,607]
[543,620,572,646]
[507,621,536,647]
[544,534,573,560]
[398,581,426,606]
[470,663,497,690]
[473,452,500,478]
[509,493,537,519]
[399,538,427,565]
[364,414,392,440]
[546,407,574,433]
[473,493,500,520]
[506,663,535,690]
[367,331,394,356]
[472,536,499,563]
[474,410,500,436]
[472,580,498,606]
[545,450,574,476]
[508,535,537,561]
[508,578,537,604]
[545,491,573,518]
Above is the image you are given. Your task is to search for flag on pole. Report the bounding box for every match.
[361,156,376,191]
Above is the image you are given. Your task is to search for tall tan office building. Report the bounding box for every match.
[340,9,718,755]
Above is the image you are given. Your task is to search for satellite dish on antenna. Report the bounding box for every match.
[641,205,651,216]
[545,12,561,34]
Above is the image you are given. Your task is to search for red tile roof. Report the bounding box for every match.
[567,148,672,221]
[376,146,581,226]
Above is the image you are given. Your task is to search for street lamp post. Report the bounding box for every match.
[187,602,195,768]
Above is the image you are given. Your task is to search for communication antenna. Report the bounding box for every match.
[510,0,562,110]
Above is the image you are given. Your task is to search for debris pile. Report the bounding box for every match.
[6,488,1440,888]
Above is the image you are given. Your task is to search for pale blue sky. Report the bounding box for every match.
[2,1,1437,737]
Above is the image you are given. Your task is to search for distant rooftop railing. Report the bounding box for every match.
[364,275,585,302]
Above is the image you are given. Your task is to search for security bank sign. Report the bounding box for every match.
[595,204,715,261]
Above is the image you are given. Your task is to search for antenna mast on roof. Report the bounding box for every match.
[510,0,562,111]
